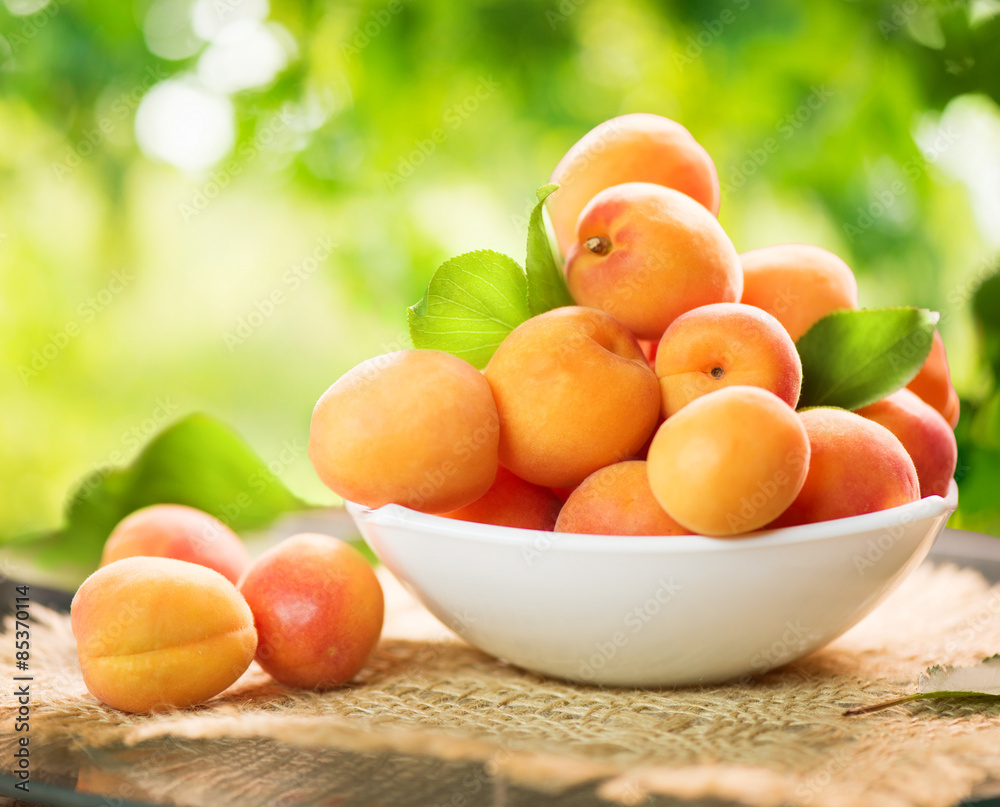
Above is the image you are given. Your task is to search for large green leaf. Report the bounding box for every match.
[525,183,574,315]
[24,414,307,568]
[796,307,939,411]
[407,249,532,369]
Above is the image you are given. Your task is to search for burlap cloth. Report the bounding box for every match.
[4,562,1000,807]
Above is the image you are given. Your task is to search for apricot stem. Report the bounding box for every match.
[843,694,919,715]
[711,367,725,379]
[584,236,611,255]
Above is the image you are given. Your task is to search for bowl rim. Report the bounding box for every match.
[346,480,959,554]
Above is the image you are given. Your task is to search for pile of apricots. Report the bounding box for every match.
[71,504,384,713]
[70,113,960,714]
[309,113,959,538]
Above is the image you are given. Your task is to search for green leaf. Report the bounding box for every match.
[407,249,532,369]
[525,183,574,316]
[23,413,308,569]
[845,656,1000,715]
[796,307,940,411]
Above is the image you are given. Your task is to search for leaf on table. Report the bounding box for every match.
[18,413,308,569]
[917,656,1000,695]
[844,656,1000,715]
[407,249,532,369]
[525,183,574,316]
[796,307,940,411]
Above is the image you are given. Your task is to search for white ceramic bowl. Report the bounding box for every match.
[347,481,958,687]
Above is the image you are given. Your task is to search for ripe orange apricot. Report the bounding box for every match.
[239,533,384,690]
[769,408,919,528]
[551,486,578,503]
[547,113,720,256]
[646,386,810,536]
[940,389,960,429]
[564,183,742,341]
[309,350,499,513]
[442,466,563,530]
[101,504,250,585]
[555,461,689,536]
[654,303,802,417]
[71,557,257,713]
[484,307,660,488]
[856,389,957,498]
[907,330,960,428]
[739,244,858,342]
[638,339,658,367]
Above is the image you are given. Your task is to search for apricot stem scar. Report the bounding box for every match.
[584,236,611,255]
[711,367,725,379]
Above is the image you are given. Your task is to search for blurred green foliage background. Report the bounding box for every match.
[2,0,999,571]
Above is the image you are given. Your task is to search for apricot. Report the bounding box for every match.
[638,339,658,368]
[442,466,562,530]
[239,533,383,690]
[309,349,499,513]
[655,303,802,417]
[564,183,742,340]
[551,486,578,503]
[907,330,960,428]
[483,307,660,488]
[646,386,810,536]
[555,461,689,536]
[547,113,720,256]
[71,557,257,713]
[101,504,250,585]
[941,388,960,429]
[769,408,919,529]
[739,244,858,342]
[856,389,957,498]
[630,416,661,461]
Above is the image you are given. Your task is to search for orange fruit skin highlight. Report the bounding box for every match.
[483,306,661,488]
[907,330,960,428]
[547,113,721,257]
[739,244,858,342]
[71,556,257,713]
[655,302,802,417]
[564,183,742,341]
[856,389,958,499]
[309,349,499,513]
[555,461,689,536]
[101,504,250,585]
[769,408,920,529]
[646,386,810,537]
[442,466,563,530]
[239,533,384,690]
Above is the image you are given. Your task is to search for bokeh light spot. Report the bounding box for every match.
[198,19,288,94]
[144,0,202,61]
[4,0,51,15]
[191,0,268,42]
[135,78,235,172]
